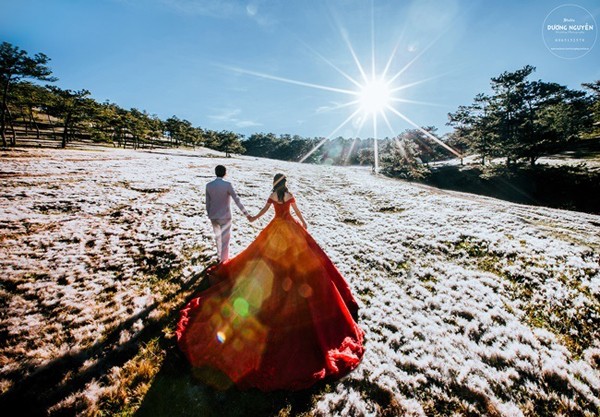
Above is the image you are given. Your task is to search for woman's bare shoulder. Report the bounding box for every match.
[269,191,295,203]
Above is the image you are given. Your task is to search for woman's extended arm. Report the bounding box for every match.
[291,201,308,229]
[249,200,272,222]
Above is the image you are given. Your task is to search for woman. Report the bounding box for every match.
[176,173,364,391]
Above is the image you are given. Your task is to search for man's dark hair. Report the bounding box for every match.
[215,165,226,177]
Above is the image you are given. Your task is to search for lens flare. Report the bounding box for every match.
[298,283,314,298]
[233,298,250,317]
[226,2,463,171]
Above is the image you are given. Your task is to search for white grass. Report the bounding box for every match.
[1,146,599,416]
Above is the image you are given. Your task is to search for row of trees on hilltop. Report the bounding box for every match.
[377,66,598,179]
[447,65,597,166]
[243,133,382,165]
[0,41,246,153]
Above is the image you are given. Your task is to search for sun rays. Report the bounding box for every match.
[227,2,462,171]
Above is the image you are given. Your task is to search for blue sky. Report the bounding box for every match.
[1,0,599,139]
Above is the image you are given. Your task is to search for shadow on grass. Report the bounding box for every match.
[423,163,600,215]
[135,341,325,417]
[0,266,209,416]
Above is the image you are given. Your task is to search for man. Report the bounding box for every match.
[205,165,250,263]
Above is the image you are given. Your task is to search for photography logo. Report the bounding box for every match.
[543,4,597,59]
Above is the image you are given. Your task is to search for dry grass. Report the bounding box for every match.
[1,146,599,416]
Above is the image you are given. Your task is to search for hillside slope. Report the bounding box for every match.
[0,147,599,416]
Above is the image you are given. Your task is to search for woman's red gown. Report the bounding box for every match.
[176,198,364,391]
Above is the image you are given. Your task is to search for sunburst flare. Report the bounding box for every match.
[227,3,462,171]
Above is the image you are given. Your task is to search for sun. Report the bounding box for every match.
[225,3,463,171]
[358,78,391,115]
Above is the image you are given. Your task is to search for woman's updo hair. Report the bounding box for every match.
[272,173,289,202]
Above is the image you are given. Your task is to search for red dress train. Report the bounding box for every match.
[176,197,364,391]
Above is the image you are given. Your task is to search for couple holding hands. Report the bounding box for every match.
[176,164,364,392]
[204,164,306,263]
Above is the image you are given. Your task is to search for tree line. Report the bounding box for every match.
[2,41,598,175]
[0,42,246,154]
[447,65,597,167]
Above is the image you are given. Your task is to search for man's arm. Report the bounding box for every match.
[228,183,249,216]
[205,184,211,217]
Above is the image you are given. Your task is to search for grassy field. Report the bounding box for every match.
[0,146,599,416]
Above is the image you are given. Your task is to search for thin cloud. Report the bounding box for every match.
[315,101,350,114]
[236,120,262,128]
[316,105,334,114]
[159,0,237,17]
[158,0,277,26]
[209,108,262,128]
[209,108,241,121]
